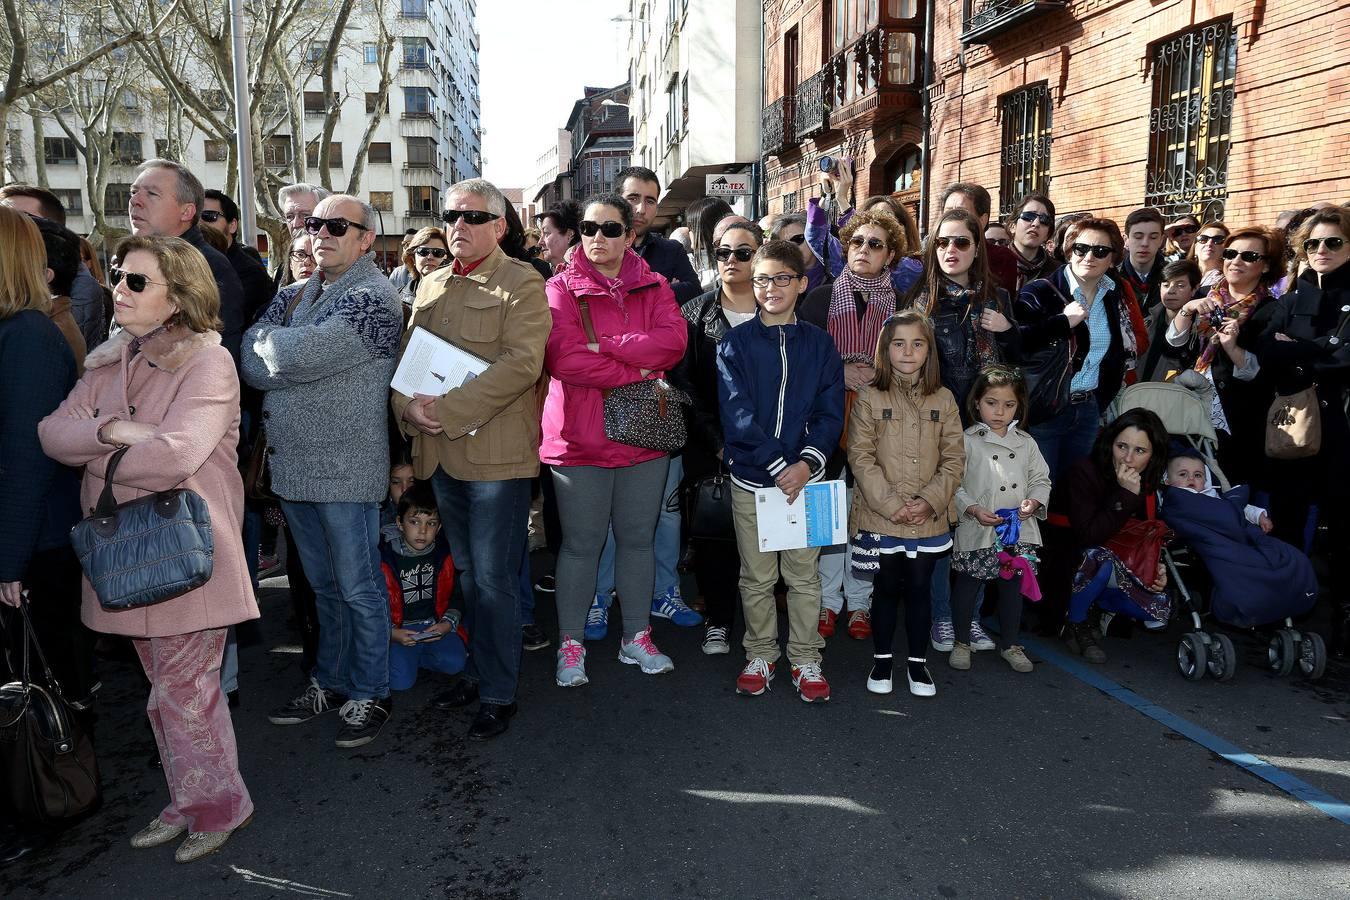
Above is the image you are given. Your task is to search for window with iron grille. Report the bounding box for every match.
[782,191,799,213]
[1144,19,1236,222]
[998,83,1051,217]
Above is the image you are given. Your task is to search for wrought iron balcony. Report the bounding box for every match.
[961,0,1066,45]
[761,96,796,157]
[794,68,832,141]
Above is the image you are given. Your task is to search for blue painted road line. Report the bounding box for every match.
[1022,635,1350,827]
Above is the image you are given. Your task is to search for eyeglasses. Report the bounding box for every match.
[751,273,800,288]
[1194,233,1225,245]
[441,209,501,227]
[987,238,1011,247]
[1071,243,1113,260]
[715,246,755,263]
[1170,225,1199,237]
[414,247,448,259]
[1304,237,1346,254]
[199,210,224,223]
[110,267,168,293]
[1222,249,1267,263]
[849,236,888,252]
[1018,211,1053,227]
[304,216,370,237]
[579,220,626,239]
[786,234,806,245]
[288,250,314,261]
[934,236,974,251]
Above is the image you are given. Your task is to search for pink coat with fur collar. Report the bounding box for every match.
[38,327,258,638]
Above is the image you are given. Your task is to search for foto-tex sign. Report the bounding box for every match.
[706,174,751,197]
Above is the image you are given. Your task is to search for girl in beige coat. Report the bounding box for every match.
[847,310,964,698]
[949,367,1052,673]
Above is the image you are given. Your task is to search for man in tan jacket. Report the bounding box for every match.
[391,178,550,742]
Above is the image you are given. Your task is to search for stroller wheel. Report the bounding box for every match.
[1178,633,1208,681]
[1298,632,1327,681]
[1205,633,1236,682]
[1267,630,1296,677]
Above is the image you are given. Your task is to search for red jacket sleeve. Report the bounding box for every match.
[383,561,403,627]
[434,555,456,620]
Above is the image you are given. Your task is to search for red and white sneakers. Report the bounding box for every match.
[790,662,831,703]
[736,658,775,696]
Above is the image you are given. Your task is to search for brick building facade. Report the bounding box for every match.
[763,0,1348,235]
[762,0,928,230]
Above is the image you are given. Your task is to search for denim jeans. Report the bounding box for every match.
[429,470,530,706]
[220,627,239,694]
[280,500,390,700]
[596,454,683,599]
[1028,396,1102,483]
[929,555,954,622]
[518,530,535,625]
[388,620,467,691]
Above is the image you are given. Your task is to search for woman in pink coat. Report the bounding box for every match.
[39,235,257,864]
[541,194,688,688]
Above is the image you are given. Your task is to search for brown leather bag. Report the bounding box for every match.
[1264,385,1322,460]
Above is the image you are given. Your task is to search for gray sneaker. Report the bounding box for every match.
[556,637,589,687]
[618,626,675,674]
[267,677,345,725]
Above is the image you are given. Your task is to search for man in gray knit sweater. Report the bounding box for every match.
[241,194,404,749]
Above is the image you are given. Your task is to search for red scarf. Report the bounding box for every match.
[828,268,896,364]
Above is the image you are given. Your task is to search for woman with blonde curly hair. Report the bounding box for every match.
[39,234,257,864]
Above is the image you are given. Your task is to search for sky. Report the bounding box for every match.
[479,0,631,189]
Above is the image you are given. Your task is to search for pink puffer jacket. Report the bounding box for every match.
[540,248,687,468]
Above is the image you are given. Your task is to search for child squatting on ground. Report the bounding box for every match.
[846,309,965,698]
[716,239,845,702]
[950,366,1052,673]
[379,483,467,691]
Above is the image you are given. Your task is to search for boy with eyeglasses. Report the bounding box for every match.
[716,240,844,703]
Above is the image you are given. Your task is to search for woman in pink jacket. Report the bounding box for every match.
[541,194,688,688]
[39,235,257,864]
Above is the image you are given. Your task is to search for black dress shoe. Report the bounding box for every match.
[467,702,517,742]
[227,689,240,709]
[1,824,56,866]
[431,680,479,711]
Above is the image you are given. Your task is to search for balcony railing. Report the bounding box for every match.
[794,68,832,141]
[760,95,797,157]
[961,0,1066,45]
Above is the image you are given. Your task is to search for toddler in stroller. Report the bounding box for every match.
[1160,446,1323,681]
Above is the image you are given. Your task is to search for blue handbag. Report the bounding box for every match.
[70,446,214,611]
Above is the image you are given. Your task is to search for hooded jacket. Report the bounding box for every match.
[541,247,688,468]
[716,312,844,491]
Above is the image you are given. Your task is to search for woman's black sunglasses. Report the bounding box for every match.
[1222,249,1267,263]
[934,236,973,251]
[1071,243,1113,259]
[1194,233,1225,245]
[579,220,626,238]
[715,246,755,263]
[1304,237,1346,253]
[1017,211,1053,227]
[304,216,370,237]
[441,209,500,226]
[414,247,448,259]
[110,267,168,293]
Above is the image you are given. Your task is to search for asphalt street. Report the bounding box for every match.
[3,559,1348,899]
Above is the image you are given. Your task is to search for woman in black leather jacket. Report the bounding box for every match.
[901,208,1019,422]
[671,220,764,656]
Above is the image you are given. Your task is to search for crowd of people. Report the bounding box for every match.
[1,156,1347,865]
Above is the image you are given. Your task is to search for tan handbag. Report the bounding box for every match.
[1265,385,1321,460]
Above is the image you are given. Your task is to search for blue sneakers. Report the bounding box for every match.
[584,593,610,641]
[651,588,703,627]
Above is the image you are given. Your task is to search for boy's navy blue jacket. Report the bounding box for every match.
[716,313,845,491]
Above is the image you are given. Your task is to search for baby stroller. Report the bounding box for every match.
[1110,380,1328,682]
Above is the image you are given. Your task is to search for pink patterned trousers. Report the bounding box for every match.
[133,628,254,833]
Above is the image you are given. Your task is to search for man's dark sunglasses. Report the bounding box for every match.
[1071,243,1113,259]
[304,216,370,237]
[110,267,167,293]
[579,220,626,238]
[442,209,501,227]
[199,210,224,223]
[715,246,755,263]
[1222,249,1267,263]
[1170,225,1199,237]
[786,233,806,244]
[414,247,448,259]
[1018,211,1053,227]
